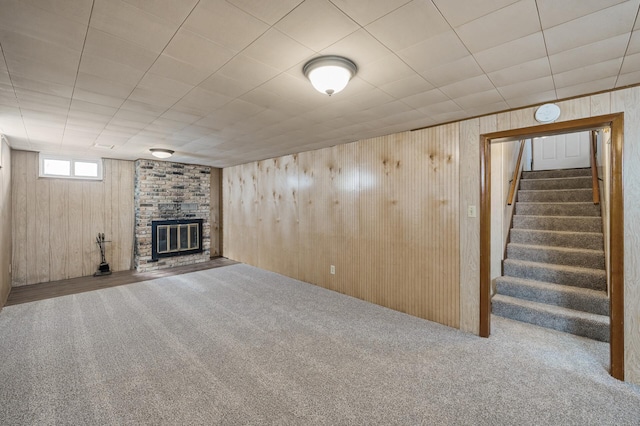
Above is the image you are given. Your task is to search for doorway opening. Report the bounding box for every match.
[479,114,624,381]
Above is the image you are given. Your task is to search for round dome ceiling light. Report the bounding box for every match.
[534,103,561,123]
[303,55,357,96]
[150,148,174,159]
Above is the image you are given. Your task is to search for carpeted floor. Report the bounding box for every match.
[0,264,638,425]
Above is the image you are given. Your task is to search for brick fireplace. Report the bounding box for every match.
[134,159,211,272]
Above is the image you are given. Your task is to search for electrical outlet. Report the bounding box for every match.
[468,205,477,218]
[330,265,335,275]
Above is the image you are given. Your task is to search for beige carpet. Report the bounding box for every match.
[0,264,638,425]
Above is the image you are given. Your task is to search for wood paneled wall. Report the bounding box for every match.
[210,167,222,256]
[224,127,460,328]
[11,151,134,286]
[0,140,11,308]
[224,87,640,385]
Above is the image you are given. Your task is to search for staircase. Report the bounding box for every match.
[492,167,609,342]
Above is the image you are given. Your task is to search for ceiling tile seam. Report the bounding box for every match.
[59,0,96,153]
[534,0,558,101]
[327,0,412,27]
[613,5,640,87]
[0,41,32,149]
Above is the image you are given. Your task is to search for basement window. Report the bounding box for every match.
[39,154,103,180]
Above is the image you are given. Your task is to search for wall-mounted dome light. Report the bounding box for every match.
[150,148,174,159]
[303,55,357,96]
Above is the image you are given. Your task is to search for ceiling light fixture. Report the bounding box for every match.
[303,55,357,96]
[150,148,174,159]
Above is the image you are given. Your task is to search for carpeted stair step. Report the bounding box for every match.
[515,202,601,217]
[506,243,605,269]
[517,188,593,202]
[512,215,602,232]
[519,176,591,190]
[522,168,591,179]
[503,259,606,290]
[491,294,609,342]
[509,229,603,250]
[495,276,609,315]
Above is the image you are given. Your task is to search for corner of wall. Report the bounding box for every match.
[0,139,12,309]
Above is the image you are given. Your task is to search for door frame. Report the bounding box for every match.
[479,113,624,381]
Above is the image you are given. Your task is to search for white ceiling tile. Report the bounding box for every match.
[556,76,618,99]
[537,0,628,29]
[163,29,235,74]
[620,52,640,74]
[400,88,449,109]
[122,0,198,26]
[473,32,547,73]
[321,29,391,68]
[398,30,470,74]
[9,75,73,98]
[173,87,232,115]
[488,57,552,87]
[119,99,168,115]
[72,88,126,108]
[440,75,495,99]
[226,0,304,25]
[452,88,504,110]
[128,87,180,109]
[138,73,195,99]
[2,45,80,87]
[330,0,412,26]
[616,69,640,87]
[549,34,629,75]
[275,0,359,51]
[626,30,640,55]
[417,99,462,116]
[543,2,637,54]
[84,29,159,71]
[75,72,135,98]
[432,0,520,27]
[553,58,623,88]
[198,74,255,98]
[380,75,434,99]
[365,0,451,51]
[419,55,484,86]
[217,55,281,88]
[455,0,540,53]
[148,55,214,86]
[464,100,510,117]
[184,0,269,52]
[0,0,88,51]
[497,75,555,100]
[79,55,145,88]
[91,0,178,53]
[357,55,416,87]
[242,29,314,71]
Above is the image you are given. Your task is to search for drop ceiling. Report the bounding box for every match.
[1,0,639,167]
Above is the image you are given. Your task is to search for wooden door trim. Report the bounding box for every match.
[479,113,624,381]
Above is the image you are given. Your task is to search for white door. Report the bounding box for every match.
[532,131,591,171]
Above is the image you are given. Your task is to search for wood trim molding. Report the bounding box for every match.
[479,113,624,381]
[610,114,624,381]
[590,130,600,205]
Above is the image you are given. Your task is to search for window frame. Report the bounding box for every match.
[38,154,103,180]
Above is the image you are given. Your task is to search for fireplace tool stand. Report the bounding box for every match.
[94,233,112,276]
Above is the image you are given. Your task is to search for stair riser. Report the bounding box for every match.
[515,202,601,217]
[520,177,591,190]
[517,189,592,202]
[495,279,609,316]
[512,216,601,232]
[492,299,609,342]
[506,245,605,269]
[509,229,603,250]
[522,169,592,179]
[503,261,606,290]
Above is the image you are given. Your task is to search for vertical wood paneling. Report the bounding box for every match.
[11,151,27,286]
[25,153,37,285]
[257,155,299,279]
[591,93,611,116]
[49,179,68,281]
[0,140,12,307]
[67,181,84,278]
[11,152,134,286]
[225,128,460,328]
[210,168,222,256]
[614,87,640,384]
[558,98,591,121]
[459,119,481,334]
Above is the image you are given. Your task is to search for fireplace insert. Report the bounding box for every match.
[151,219,203,260]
